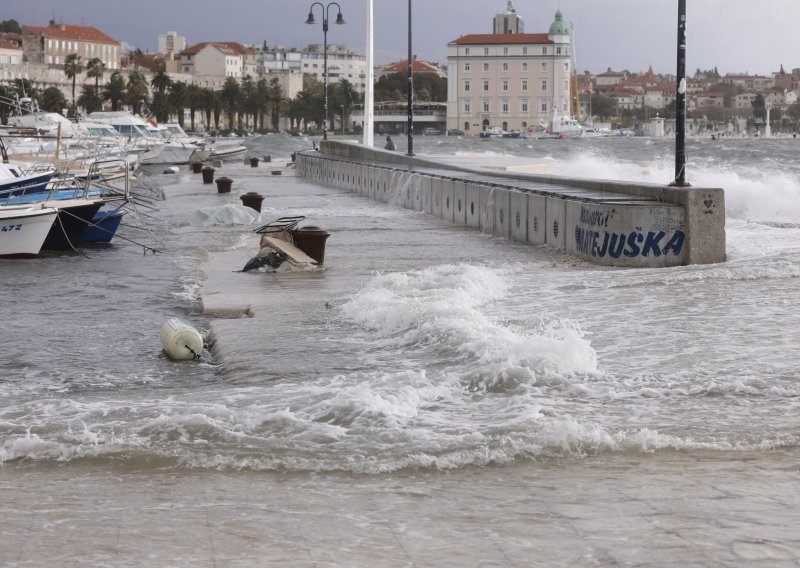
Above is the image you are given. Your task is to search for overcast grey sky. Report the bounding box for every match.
[4,0,797,75]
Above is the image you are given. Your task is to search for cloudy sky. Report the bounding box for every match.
[4,0,797,75]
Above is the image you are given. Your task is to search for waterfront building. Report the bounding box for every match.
[21,20,121,70]
[300,43,367,93]
[720,73,773,92]
[493,1,524,34]
[158,31,187,60]
[179,42,257,78]
[595,68,625,91]
[446,6,573,134]
[0,38,22,65]
[375,57,444,82]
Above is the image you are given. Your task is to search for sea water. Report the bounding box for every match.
[1,134,799,563]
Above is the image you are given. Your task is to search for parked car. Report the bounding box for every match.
[423,128,443,136]
[446,129,465,136]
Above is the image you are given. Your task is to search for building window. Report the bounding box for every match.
[464,62,470,72]
[541,101,548,112]
[465,48,470,55]
[522,62,527,72]
[522,80,528,91]
[564,80,569,92]
[502,62,508,72]
[522,47,528,55]
[464,80,470,92]
[502,100,509,113]
[503,47,508,55]
[483,80,489,92]
[521,100,529,112]
[502,80,508,91]
[482,100,490,112]
[556,47,562,55]
[483,63,489,72]
[564,62,569,72]
[542,47,548,55]
[484,48,489,55]
[541,80,547,91]
[541,62,547,72]
[464,100,471,112]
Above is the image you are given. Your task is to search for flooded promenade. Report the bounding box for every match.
[2,136,800,566]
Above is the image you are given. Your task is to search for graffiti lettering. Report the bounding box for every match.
[575,227,685,259]
[579,206,616,228]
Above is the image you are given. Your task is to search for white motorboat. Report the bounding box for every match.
[0,205,58,258]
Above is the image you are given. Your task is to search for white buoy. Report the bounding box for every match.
[160,318,204,361]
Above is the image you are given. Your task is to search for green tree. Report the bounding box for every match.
[40,86,67,114]
[168,80,188,127]
[77,84,102,114]
[149,90,172,123]
[102,71,126,111]
[63,53,84,114]
[266,77,287,131]
[125,71,149,115]
[0,19,22,33]
[86,57,105,92]
[752,94,766,121]
[11,78,39,103]
[219,77,241,131]
[185,84,201,132]
[151,70,173,95]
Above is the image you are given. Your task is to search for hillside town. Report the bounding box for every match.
[0,1,798,137]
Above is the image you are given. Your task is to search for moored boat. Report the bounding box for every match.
[0,205,58,258]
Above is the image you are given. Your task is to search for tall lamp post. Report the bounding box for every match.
[671,0,689,187]
[306,2,345,141]
[406,0,414,156]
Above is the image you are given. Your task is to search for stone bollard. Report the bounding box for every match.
[191,161,203,173]
[293,226,330,264]
[215,176,233,193]
[201,166,215,184]
[212,159,223,168]
[250,157,260,167]
[239,192,264,212]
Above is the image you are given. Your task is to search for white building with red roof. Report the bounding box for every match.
[375,57,444,82]
[0,38,22,65]
[179,42,257,78]
[446,6,574,134]
[22,20,120,70]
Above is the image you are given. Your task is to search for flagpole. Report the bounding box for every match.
[363,0,375,147]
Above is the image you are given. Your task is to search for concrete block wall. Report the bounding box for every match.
[297,148,723,268]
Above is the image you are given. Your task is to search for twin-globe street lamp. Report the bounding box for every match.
[306,2,345,141]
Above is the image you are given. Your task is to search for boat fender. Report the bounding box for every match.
[160,318,204,361]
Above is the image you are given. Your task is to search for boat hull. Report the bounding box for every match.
[81,209,125,244]
[0,207,58,258]
[43,200,104,249]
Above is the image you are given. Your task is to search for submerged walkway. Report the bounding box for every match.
[0,159,794,567]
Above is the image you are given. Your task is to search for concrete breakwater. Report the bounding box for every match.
[297,141,726,267]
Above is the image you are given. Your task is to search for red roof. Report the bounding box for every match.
[0,39,21,50]
[381,59,439,74]
[24,23,119,45]
[182,42,253,56]
[449,33,551,46]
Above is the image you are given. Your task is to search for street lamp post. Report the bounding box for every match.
[306,2,345,141]
[406,0,414,156]
[671,0,689,187]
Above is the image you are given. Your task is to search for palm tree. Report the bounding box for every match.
[102,71,126,111]
[219,77,241,132]
[125,71,149,115]
[149,90,172,123]
[266,77,286,131]
[168,81,188,127]
[337,79,360,133]
[185,84,201,132]
[77,84,102,114]
[239,76,258,131]
[151,70,173,96]
[63,53,84,115]
[85,58,104,93]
